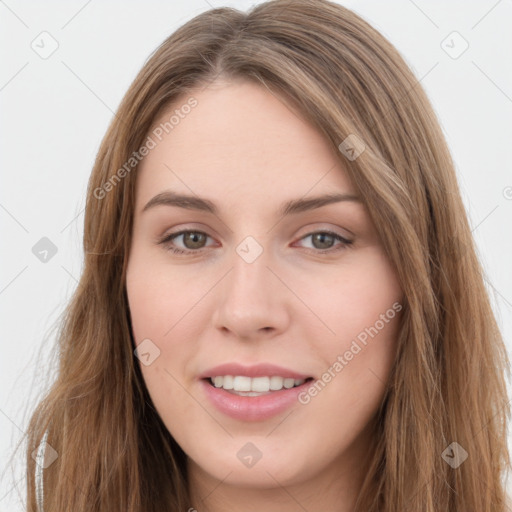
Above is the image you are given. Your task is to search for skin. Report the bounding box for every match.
[126,78,404,512]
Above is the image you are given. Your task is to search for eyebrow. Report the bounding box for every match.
[142,190,362,217]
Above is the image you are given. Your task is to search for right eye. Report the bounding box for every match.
[158,230,216,255]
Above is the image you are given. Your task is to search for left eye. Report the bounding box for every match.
[158,230,352,255]
[295,231,353,252]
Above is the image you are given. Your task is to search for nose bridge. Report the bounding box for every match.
[212,235,289,337]
[226,237,273,306]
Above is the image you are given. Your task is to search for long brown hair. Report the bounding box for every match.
[25,0,510,510]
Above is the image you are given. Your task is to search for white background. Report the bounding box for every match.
[1,0,511,509]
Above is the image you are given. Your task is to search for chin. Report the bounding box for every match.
[189,443,314,489]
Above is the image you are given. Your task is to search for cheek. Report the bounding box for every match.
[126,249,206,399]
[296,248,402,348]
[126,264,200,434]
[295,248,402,418]
[126,249,198,342]
[301,312,400,459]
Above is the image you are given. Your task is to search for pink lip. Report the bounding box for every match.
[200,379,313,421]
[198,362,311,380]
[198,363,314,422]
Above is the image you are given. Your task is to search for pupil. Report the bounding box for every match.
[184,232,205,249]
[313,233,333,249]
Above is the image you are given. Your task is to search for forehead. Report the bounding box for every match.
[136,79,356,207]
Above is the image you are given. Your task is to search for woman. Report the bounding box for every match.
[26,0,511,510]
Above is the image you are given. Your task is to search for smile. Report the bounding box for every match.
[199,362,315,421]
[209,375,308,394]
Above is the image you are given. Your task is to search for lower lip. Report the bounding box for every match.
[200,379,312,421]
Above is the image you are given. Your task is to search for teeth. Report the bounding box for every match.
[233,376,251,391]
[223,375,234,390]
[269,376,283,390]
[283,378,295,389]
[211,375,306,392]
[251,376,270,392]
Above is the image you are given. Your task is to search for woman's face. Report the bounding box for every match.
[126,79,403,493]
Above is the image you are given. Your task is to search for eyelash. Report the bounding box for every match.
[157,229,353,256]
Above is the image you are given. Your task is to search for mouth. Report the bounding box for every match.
[198,362,315,420]
[204,375,315,396]
[200,374,315,421]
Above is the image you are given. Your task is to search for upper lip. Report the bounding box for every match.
[199,363,312,380]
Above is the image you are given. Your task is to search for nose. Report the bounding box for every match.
[211,243,291,341]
